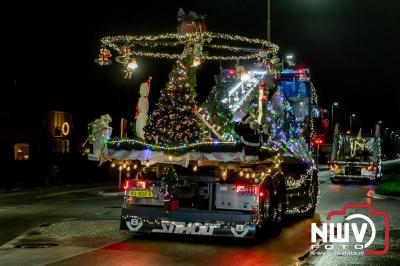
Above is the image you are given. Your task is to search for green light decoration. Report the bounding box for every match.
[143,58,201,146]
[161,164,178,187]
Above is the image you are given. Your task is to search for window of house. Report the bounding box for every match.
[14,143,29,160]
[52,139,70,154]
[54,111,64,137]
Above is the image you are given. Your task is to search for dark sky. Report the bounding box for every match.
[8,0,400,133]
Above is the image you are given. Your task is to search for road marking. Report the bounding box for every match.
[35,187,108,199]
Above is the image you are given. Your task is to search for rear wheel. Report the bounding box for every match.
[259,178,286,236]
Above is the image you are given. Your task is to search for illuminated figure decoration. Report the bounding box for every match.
[94,47,112,66]
[87,114,113,161]
[350,128,366,157]
[234,114,262,161]
[135,77,152,139]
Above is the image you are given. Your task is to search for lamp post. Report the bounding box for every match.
[350,113,356,133]
[283,54,293,70]
[331,102,339,130]
[267,0,271,41]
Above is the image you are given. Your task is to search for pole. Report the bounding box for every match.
[267,0,271,41]
[119,168,122,191]
[350,116,352,133]
[331,104,334,130]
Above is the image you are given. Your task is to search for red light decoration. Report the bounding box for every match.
[259,191,265,197]
[236,185,245,193]
[137,180,147,189]
[123,180,130,190]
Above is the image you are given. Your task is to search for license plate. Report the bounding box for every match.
[130,190,153,198]
[361,169,373,176]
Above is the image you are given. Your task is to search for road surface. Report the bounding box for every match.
[0,160,399,266]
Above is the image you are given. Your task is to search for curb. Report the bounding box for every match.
[98,191,124,197]
[370,191,400,201]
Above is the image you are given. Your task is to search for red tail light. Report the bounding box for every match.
[236,185,257,195]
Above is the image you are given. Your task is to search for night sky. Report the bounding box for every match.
[8,0,400,135]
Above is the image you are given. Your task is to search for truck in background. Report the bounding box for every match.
[329,123,382,183]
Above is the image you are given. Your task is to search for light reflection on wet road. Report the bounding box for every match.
[48,160,400,265]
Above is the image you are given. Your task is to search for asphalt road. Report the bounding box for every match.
[0,160,399,266]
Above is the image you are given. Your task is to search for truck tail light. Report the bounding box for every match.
[126,198,134,204]
[330,164,338,170]
[236,185,257,195]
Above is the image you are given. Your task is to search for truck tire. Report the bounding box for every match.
[259,177,286,236]
[303,172,319,217]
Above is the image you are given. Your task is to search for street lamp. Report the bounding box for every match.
[267,0,271,41]
[283,54,294,70]
[331,102,339,129]
[350,113,356,133]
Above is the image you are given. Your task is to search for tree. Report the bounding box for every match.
[202,72,234,139]
[144,59,201,145]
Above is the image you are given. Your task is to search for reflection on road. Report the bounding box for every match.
[53,214,322,266]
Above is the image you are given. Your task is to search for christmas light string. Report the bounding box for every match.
[98,32,279,62]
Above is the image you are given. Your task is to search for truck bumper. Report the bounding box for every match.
[330,174,378,182]
[120,206,258,238]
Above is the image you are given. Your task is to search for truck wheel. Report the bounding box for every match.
[303,172,319,217]
[260,178,286,236]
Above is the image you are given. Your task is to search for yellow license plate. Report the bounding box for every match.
[130,190,154,198]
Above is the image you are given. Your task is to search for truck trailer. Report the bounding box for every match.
[329,124,382,183]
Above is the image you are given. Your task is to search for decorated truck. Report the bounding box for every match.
[86,10,321,238]
[329,124,382,183]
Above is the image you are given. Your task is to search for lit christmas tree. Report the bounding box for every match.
[202,71,235,139]
[144,59,201,145]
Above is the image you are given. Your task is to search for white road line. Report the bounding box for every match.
[35,187,108,199]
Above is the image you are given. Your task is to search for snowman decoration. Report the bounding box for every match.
[135,77,152,139]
